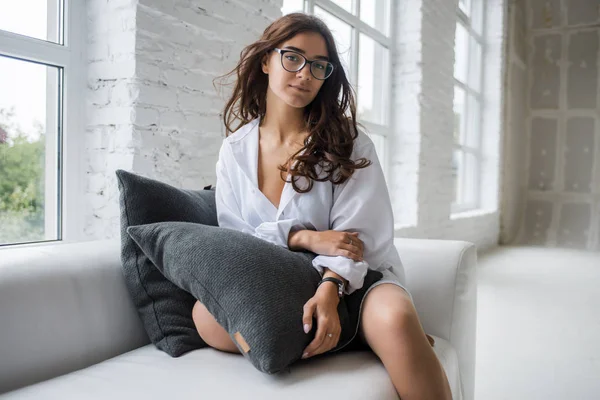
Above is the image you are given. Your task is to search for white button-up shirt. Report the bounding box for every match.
[215,118,405,295]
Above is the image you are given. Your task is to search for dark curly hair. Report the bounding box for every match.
[215,12,371,193]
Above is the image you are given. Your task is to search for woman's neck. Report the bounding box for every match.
[261,89,307,145]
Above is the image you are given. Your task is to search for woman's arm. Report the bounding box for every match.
[288,230,350,286]
[302,136,396,296]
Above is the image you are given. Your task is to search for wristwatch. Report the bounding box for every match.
[318,277,345,298]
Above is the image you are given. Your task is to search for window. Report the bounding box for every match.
[282,0,392,179]
[452,0,485,213]
[0,1,85,246]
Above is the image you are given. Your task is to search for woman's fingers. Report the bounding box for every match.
[302,318,329,358]
[304,317,340,358]
[335,244,362,262]
[311,327,340,357]
[302,301,316,334]
[338,244,363,261]
[345,233,364,252]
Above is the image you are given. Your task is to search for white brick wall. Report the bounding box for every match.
[390,0,422,229]
[84,0,283,239]
[85,0,138,238]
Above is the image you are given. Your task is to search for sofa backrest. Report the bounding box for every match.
[0,239,149,394]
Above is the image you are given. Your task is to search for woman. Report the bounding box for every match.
[192,13,452,400]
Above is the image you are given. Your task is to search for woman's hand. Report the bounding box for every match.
[301,283,341,359]
[289,230,364,261]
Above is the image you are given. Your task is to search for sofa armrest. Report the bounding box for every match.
[393,238,477,400]
[0,239,149,394]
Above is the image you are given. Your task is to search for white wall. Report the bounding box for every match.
[503,0,600,251]
[84,0,506,253]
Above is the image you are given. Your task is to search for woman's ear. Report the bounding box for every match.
[261,53,269,75]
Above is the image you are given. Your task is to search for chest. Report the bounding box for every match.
[229,150,332,229]
[256,141,302,209]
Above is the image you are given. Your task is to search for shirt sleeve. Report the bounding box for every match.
[311,136,396,295]
[215,141,256,235]
[216,141,306,248]
[254,220,306,248]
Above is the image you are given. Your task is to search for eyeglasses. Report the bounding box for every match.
[273,48,334,80]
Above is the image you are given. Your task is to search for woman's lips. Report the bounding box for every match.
[289,85,309,92]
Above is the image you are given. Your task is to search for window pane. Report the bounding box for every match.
[459,0,471,17]
[368,132,386,171]
[330,0,353,14]
[466,95,481,149]
[0,56,61,245]
[315,6,353,76]
[453,85,466,144]
[470,0,484,34]
[357,33,388,125]
[469,37,482,92]
[0,0,62,44]
[360,0,390,35]
[282,0,305,14]
[454,23,469,83]
[452,149,464,205]
[464,152,478,206]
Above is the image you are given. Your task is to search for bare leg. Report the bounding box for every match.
[359,284,452,400]
[192,300,240,354]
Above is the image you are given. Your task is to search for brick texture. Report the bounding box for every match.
[85,0,282,238]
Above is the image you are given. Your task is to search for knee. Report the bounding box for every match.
[366,298,418,335]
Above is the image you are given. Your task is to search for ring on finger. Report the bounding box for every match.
[327,333,333,338]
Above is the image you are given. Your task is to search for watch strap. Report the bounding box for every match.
[318,277,344,298]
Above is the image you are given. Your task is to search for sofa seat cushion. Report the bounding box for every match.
[3,336,462,399]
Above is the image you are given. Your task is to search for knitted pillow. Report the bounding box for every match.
[126,221,383,374]
[116,169,216,357]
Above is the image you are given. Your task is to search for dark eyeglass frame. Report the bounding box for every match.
[273,48,335,80]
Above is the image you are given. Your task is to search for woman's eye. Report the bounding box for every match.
[286,55,299,62]
[315,63,325,70]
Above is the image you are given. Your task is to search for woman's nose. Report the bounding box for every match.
[296,64,312,80]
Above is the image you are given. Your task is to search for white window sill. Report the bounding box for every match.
[450,208,497,220]
[394,223,417,231]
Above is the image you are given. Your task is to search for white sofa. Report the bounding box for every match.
[0,237,477,400]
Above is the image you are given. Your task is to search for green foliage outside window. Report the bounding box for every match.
[0,108,46,245]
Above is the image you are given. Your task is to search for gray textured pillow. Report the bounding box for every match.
[116,169,216,357]
[126,220,383,374]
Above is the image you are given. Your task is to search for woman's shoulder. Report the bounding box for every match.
[352,127,377,158]
[224,118,260,145]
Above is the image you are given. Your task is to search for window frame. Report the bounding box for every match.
[452,0,487,214]
[0,0,87,247]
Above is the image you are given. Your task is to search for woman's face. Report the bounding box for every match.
[262,32,329,109]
